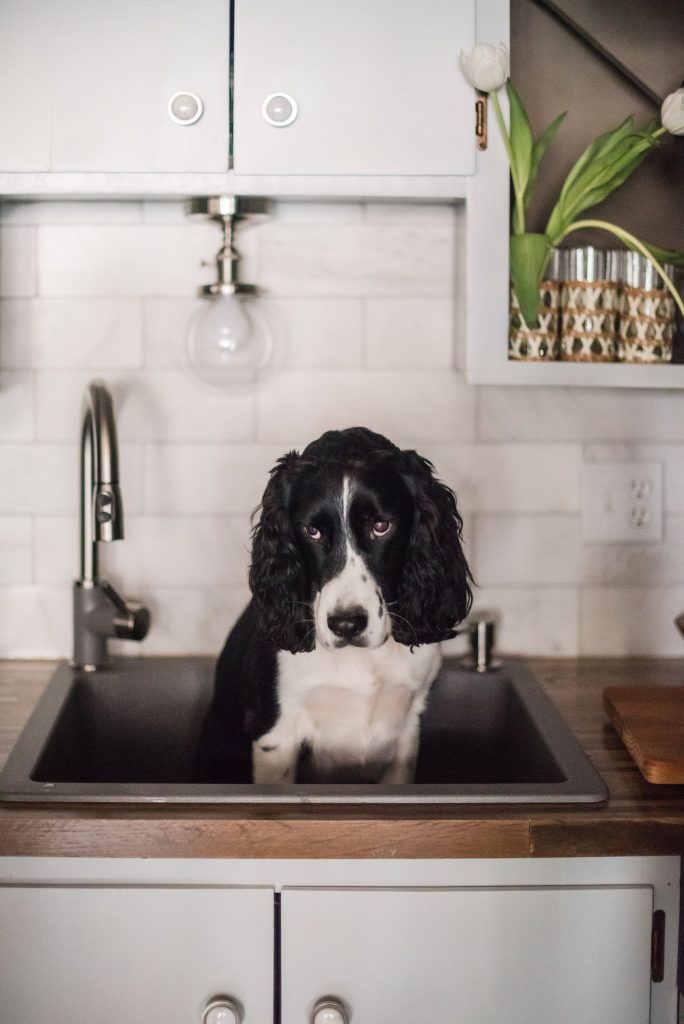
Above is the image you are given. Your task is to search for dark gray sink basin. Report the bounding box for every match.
[0,657,607,804]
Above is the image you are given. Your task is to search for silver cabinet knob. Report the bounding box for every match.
[311,997,350,1024]
[202,997,242,1024]
[168,91,203,125]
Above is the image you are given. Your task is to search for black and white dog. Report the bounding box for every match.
[196,427,472,785]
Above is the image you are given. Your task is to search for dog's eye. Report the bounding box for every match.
[371,520,392,538]
[304,525,322,542]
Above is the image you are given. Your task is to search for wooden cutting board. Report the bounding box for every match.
[603,686,684,784]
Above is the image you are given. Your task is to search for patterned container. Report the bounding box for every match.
[508,250,561,361]
[559,247,619,362]
[617,253,675,363]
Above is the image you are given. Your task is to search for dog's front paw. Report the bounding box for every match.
[252,735,298,784]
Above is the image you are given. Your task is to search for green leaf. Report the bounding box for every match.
[640,243,684,268]
[546,120,661,243]
[524,111,566,211]
[562,140,653,218]
[506,81,534,201]
[510,233,552,327]
[548,118,637,230]
[558,117,635,205]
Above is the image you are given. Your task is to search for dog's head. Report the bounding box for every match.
[249,427,472,653]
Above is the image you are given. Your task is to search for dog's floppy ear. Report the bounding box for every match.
[393,450,473,646]
[249,451,314,653]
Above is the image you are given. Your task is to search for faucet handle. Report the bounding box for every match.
[99,581,151,642]
[114,602,151,642]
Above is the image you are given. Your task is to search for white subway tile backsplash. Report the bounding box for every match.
[364,201,456,226]
[258,223,454,296]
[35,370,256,443]
[0,517,32,584]
[366,298,453,369]
[256,370,476,444]
[422,444,582,515]
[106,516,250,589]
[581,516,684,586]
[141,586,250,655]
[0,298,143,369]
[0,226,36,297]
[143,444,283,515]
[1,200,142,225]
[0,586,71,657]
[580,586,684,656]
[479,387,684,442]
[37,224,220,297]
[270,298,365,370]
[1,197,684,658]
[0,372,34,440]
[473,514,583,586]
[145,296,366,372]
[442,587,579,657]
[34,516,78,586]
[271,201,364,224]
[0,445,77,514]
[141,201,187,224]
[143,298,196,368]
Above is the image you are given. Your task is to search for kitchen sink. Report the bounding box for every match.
[0,657,607,804]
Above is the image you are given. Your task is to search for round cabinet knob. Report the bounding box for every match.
[201,997,242,1024]
[262,92,298,127]
[168,91,203,125]
[310,997,350,1024]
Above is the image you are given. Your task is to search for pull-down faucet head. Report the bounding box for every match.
[80,380,124,583]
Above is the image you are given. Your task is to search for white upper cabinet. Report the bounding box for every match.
[0,0,488,188]
[0,2,53,171]
[0,0,229,174]
[232,0,475,177]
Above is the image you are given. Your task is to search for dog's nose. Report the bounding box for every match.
[327,606,368,640]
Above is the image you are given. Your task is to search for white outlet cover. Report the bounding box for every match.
[581,461,663,544]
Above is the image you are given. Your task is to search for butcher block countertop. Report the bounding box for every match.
[1,658,683,860]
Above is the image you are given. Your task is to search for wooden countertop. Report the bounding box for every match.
[1,658,683,860]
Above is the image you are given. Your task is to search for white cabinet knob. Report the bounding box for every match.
[310,997,350,1024]
[168,91,203,125]
[201,997,242,1024]
[262,92,298,127]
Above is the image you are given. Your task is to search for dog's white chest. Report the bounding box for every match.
[269,639,441,782]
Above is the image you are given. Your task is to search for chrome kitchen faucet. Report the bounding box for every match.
[72,380,150,670]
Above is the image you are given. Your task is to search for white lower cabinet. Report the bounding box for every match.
[282,886,654,1024]
[0,857,679,1024]
[0,885,274,1024]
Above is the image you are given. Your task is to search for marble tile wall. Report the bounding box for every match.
[1,198,683,659]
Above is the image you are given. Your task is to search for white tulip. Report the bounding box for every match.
[459,42,509,93]
[661,87,684,135]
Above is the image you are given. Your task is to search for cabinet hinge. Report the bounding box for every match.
[475,92,488,151]
[651,909,665,983]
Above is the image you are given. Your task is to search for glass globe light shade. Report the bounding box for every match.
[185,292,273,389]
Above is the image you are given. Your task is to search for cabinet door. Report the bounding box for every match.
[0,1,53,170]
[282,886,654,1024]
[233,0,475,177]
[0,885,273,1024]
[0,0,229,173]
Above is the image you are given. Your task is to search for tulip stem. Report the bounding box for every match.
[490,88,526,235]
[560,218,684,319]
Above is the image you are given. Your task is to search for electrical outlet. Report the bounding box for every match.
[581,461,663,543]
